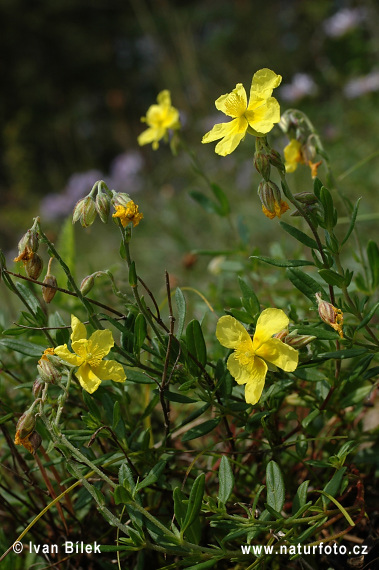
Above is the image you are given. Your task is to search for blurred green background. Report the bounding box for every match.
[1,0,379,297]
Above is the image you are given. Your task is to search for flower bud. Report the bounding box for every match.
[294,192,318,205]
[258,180,290,220]
[284,334,316,348]
[111,191,131,208]
[37,350,62,384]
[28,431,42,454]
[25,253,43,280]
[73,196,97,227]
[253,152,271,180]
[273,329,289,341]
[315,292,344,338]
[267,148,285,172]
[42,274,58,303]
[95,191,111,223]
[80,274,95,296]
[15,408,36,440]
[33,377,44,398]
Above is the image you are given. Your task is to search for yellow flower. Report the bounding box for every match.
[137,90,180,150]
[216,309,298,405]
[284,139,303,172]
[202,69,282,156]
[54,315,126,394]
[112,201,143,228]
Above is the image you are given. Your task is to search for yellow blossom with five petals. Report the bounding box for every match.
[54,315,126,394]
[137,90,180,150]
[202,69,282,156]
[216,309,298,405]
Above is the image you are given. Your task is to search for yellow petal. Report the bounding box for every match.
[71,338,89,359]
[138,126,165,147]
[71,315,87,343]
[255,338,298,371]
[244,376,266,405]
[216,315,251,349]
[253,308,289,348]
[77,363,102,394]
[215,83,247,117]
[87,329,114,361]
[284,140,303,172]
[54,344,83,366]
[245,98,281,135]
[92,360,126,383]
[227,353,251,385]
[249,69,282,101]
[157,89,171,107]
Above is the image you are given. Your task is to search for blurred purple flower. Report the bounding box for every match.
[344,71,379,99]
[280,73,318,103]
[107,151,143,194]
[323,8,366,38]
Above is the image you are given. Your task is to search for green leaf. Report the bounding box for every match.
[125,369,156,384]
[162,390,197,404]
[317,348,366,360]
[184,559,219,570]
[181,418,220,442]
[82,390,102,421]
[320,186,336,230]
[112,401,121,430]
[341,197,361,246]
[279,221,318,249]
[133,313,147,353]
[301,409,321,428]
[186,319,207,371]
[136,460,167,492]
[0,338,47,357]
[293,326,339,340]
[286,268,327,301]
[319,491,354,526]
[15,282,42,316]
[318,268,345,288]
[238,276,260,315]
[218,455,234,505]
[175,287,186,338]
[113,485,132,505]
[226,309,255,324]
[292,480,310,515]
[367,240,379,289]
[190,191,220,215]
[266,460,285,513]
[119,463,135,492]
[211,183,230,216]
[251,255,314,268]
[182,473,205,534]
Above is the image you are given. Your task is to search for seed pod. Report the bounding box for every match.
[25,253,43,280]
[80,274,95,296]
[42,274,57,303]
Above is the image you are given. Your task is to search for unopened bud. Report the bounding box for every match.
[294,192,318,205]
[273,329,289,341]
[96,191,111,223]
[258,180,281,212]
[315,292,344,338]
[267,148,285,172]
[80,274,95,296]
[285,334,316,348]
[253,152,271,180]
[111,191,131,208]
[73,196,97,227]
[33,378,44,398]
[25,253,43,280]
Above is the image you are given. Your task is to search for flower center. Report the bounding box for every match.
[234,339,255,368]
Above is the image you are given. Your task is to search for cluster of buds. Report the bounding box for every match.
[14,404,41,455]
[274,329,316,349]
[315,292,344,338]
[290,191,321,218]
[72,181,143,230]
[279,110,322,179]
[14,223,43,280]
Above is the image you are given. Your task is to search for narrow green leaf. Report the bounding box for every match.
[226,308,255,324]
[184,559,219,570]
[190,191,219,215]
[286,268,327,301]
[341,197,361,246]
[318,268,345,288]
[357,302,379,330]
[317,348,366,360]
[182,473,205,534]
[293,326,339,340]
[218,455,234,505]
[238,276,260,315]
[319,492,354,526]
[112,401,121,430]
[175,287,186,338]
[181,418,220,442]
[15,282,41,316]
[266,460,285,513]
[136,460,166,492]
[292,480,310,515]
[211,183,230,216]
[113,485,132,505]
[82,390,102,421]
[251,255,314,268]
[0,338,47,357]
[367,240,379,289]
[119,463,135,492]
[133,313,147,353]
[320,186,335,229]
[301,409,320,428]
[125,369,156,384]
[279,221,318,249]
[186,319,207,370]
